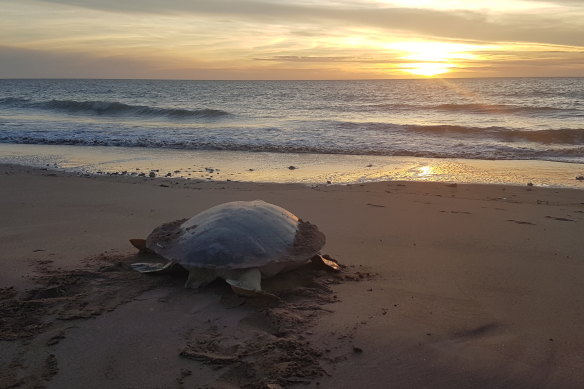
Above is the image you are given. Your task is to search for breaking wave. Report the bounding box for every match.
[0,98,230,119]
[1,121,582,164]
[1,134,582,163]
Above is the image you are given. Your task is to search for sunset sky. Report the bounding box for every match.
[1,0,583,79]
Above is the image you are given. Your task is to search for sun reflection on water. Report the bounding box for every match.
[418,165,433,176]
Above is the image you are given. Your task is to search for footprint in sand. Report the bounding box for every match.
[507,219,535,225]
[545,216,575,222]
[451,322,501,341]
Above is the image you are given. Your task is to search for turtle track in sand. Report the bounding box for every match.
[0,252,171,389]
[0,252,376,389]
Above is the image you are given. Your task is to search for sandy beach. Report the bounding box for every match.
[1,163,584,389]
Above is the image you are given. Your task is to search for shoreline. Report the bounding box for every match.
[1,163,583,388]
[1,143,583,189]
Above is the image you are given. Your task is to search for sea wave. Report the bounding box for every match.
[404,125,584,145]
[430,103,576,115]
[327,120,584,145]
[0,98,230,119]
[370,102,581,116]
[0,97,28,106]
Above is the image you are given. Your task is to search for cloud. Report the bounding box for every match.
[255,56,356,63]
[2,44,581,79]
[0,45,365,79]
[0,46,162,78]
[34,0,584,46]
[254,55,420,64]
[537,0,584,5]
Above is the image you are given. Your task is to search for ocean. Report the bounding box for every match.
[0,78,583,186]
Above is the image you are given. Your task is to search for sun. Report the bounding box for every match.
[389,41,476,77]
[402,62,454,76]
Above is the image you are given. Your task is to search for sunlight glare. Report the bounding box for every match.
[418,165,433,176]
[402,63,454,76]
[389,41,477,77]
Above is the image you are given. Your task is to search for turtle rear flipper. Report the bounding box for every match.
[310,254,341,272]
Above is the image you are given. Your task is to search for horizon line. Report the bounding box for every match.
[1,76,583,82]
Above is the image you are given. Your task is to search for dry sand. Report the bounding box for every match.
[1,163,583,388]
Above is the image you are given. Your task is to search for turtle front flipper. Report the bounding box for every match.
[185,268,218,289]
[131,261,184,274]
[222,268,278,298]
[223,268,262,291]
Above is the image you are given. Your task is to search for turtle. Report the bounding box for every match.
[129,200,340,295]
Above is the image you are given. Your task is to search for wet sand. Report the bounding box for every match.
[2,143,584,188]
[1,163,584,388]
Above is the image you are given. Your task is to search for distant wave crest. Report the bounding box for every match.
[430,103,573,115]
[0,97,29,105]
[0,97,230,119]
[371,102,581,117]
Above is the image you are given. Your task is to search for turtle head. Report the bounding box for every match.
[129,238,147,251]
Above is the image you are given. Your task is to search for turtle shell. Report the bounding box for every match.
[145,200,325,269]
